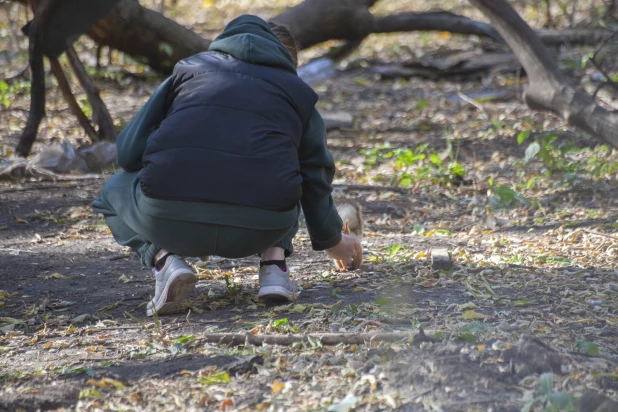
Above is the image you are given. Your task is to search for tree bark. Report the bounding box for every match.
[10,0,615,76]
[48,57,99,142]
[273,0,378,49]
[66,46,116,142]
[469,0,618,148]
[373,11,503,42]
[87,0,211,73]
[15,0,56,157]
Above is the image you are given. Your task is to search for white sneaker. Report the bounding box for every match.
[146,255,197,316]
[257,264,298,301]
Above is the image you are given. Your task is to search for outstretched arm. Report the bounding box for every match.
[298,108,343,250]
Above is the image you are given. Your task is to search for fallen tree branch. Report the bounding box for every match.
[9,0,617,77]
[373,11,503,42]
[66,46,116,142]
[87,0,211,73]
[193,329,438,346]
[48,57,99,142]
[580,228,618,242]
[469,0,618,148]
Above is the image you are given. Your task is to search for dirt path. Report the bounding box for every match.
[1,52,618,412]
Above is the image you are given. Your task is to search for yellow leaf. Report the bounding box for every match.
[44,272,71,280]
[98,301,121,312]
[43,342,53,349]
[414,251,428,259]
[438,31,451,40]
[352,286,367,292]
[117,274,133,283]
[220,399,233,410]
[199,371,231,385]
[272,379,285,393]
[87,378,126,389]
[201,0,214,7]
[477,344,486,351]
[462,310,489,320]
[13,216,28,224]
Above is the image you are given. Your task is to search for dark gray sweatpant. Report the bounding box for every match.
[92,172,297,267]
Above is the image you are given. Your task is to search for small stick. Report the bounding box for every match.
[456,92,489,119]
[193,329,438,347]
[580,228,618,242]
[332,184,409,194]
[0,248,39,254]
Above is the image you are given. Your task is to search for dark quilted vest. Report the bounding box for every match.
[139,52,317,211]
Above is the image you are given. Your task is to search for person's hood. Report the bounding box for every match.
[208,14,296,73]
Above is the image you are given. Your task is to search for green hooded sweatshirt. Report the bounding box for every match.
[113,15,343,251]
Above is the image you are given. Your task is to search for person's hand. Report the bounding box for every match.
[326,234,362,268]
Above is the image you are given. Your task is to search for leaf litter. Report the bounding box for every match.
[1,0,618,410]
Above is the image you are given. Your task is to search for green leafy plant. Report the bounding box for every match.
[360,139,466,187]
[575,340,600,356]
[488,185,528,210]
[522,373,577,412]
[517,133,618,183]
[0,79,31,108]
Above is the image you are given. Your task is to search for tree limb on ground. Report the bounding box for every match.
[14,0,611,74]
[48,57,99,142]
[470,0,618,148]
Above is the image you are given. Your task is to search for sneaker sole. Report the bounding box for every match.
[257,285,295,301]
[146,272,197,316]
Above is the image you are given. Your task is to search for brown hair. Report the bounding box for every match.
[268,21,299,68]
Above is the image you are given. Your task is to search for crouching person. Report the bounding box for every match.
[92,15,360,316]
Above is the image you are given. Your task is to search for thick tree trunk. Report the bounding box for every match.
[87,0,211,73]
[273,0,378,48]
[469,0,618,148]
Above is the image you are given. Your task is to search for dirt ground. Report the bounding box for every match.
[2,1,618,411]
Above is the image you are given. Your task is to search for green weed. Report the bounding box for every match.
[360,140,465,187]
[522,373,577,412]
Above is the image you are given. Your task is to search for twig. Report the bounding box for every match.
[456,91,489,119]
[353,319,385,332]
[581,228,618,242]
[332,184,409,194]
[193,329,439,347]
[78,356,122,362]
[0,248,39,254]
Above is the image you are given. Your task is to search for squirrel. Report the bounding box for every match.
[333,200,363,271]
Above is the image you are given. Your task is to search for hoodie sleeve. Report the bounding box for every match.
[116,77,173,172]
[298,108,343,250]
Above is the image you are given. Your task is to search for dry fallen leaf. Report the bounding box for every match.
[44,273,71,280]
[87,378,126,389]
[272,379,285,393]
